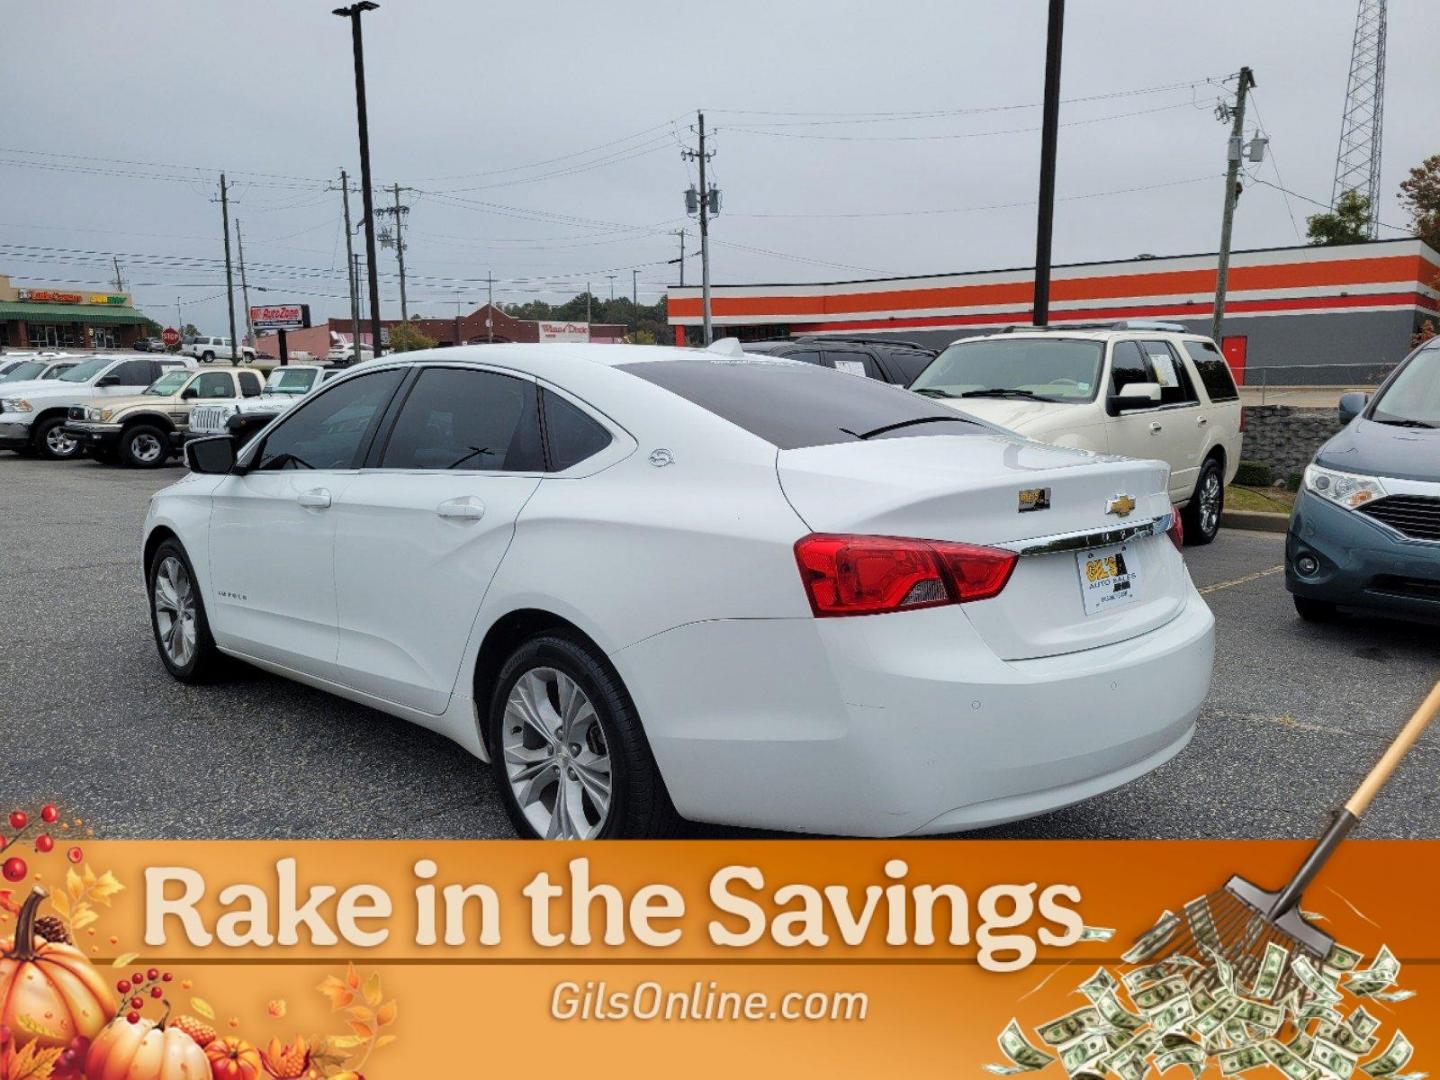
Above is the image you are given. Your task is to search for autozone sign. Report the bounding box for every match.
[536,320,590,342]
[250,303,311,331]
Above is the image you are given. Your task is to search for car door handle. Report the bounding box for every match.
[437,497,485,521]
[1149,422,1163,433]
[1197,416,1209,426]
[296,488,331,509]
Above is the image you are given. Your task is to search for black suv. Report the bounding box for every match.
[740,336,935,386]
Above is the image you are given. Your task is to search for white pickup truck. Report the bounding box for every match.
[181,335,256,364]
[186,363,340,444]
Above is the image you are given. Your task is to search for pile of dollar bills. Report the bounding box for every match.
[986,911,1419,1079]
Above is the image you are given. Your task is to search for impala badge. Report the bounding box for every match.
[1106,494,1137,518]
[1017,487,1050,512]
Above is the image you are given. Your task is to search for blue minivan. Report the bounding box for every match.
[1286,336,1440,623]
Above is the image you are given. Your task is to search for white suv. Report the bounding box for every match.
[909,322,1242,544]
[182,336,256,364]
[0,354,194,459]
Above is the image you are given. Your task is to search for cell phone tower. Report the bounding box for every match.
[1331,0,1388,239]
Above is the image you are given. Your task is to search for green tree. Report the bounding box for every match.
[1399,153,1440,251]
[1306,189,1372,245]
[387,321,437,352]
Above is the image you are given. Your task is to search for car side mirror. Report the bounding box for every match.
[181,387,199,400]
[1338,391,1369,424]
[96,375,121,387]
[185,435,236,475]
[1112,383,1162,411]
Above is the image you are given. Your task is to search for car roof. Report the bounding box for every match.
[953,329,1211,345]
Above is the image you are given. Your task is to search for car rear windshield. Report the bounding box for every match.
[268,369,318,394]
[145,370,191,396]
[911,338,1104,402]
[1371,343,1440,427]
[617,358,985,450]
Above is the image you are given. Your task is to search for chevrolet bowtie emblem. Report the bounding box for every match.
[1106,494,1137,518]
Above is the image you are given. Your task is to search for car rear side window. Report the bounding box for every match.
[542,390,612,470]
[618,358,984,450]
[874,347,934,386]
[255,368,404,471]
[379,367,544,472]
[1181,340,1239,402]
[1140,340,1199,406]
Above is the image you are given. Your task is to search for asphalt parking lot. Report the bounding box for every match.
[4,455,1438,841]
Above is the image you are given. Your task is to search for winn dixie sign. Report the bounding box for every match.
[250,303,311,331]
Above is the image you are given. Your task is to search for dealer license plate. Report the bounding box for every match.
[1076,542,1141,616]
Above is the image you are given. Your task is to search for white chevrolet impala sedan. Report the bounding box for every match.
[143,343,1215,839]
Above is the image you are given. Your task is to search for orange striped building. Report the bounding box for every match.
[667,238,1440,383]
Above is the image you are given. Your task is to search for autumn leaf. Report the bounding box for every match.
[111,952,138,968]
[322,1035,365,1053]
[191,998,216,1020]
[361,972,382,1008]
[14,1014,64,1041]
[375,1033,398,1050]
[346,1021,373,1041]
[70,907,98,932]
[344,963,360,990]
[3,1041,64,1080]
[82,864,97,889]
[90,871,124,905]
[42,892,64,919]
[65,869,83,902]
[0,891,20,917]
[317,976,354,1011]
[375,1000,397,1027]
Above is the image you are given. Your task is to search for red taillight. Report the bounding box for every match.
[1167,507,1184,550]
[794,534,1017,617]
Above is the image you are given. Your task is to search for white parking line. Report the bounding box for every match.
[1197,565,1285,595]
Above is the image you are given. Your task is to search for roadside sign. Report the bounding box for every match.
[161,327,181,347]
[250,303,311,332]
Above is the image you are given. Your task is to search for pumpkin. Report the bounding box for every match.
[0,887,115,1050]
[86,1013,210,1080]
[206,1036,263,1080]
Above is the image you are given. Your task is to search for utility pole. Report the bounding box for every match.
[236,220,253,347]
[218,173,239,358]
[586,282,592,340]
[632,268,638,333]
[112,257,124,293]
[1212,66,1256,344]
[376,183,411,320]
[486,272,494,343]
[335,2,384,354]
[336,169,362,356]
[681,112,716,343]
[175,297,184,336]
[674,230,686,287]
[1031,0,1065,327]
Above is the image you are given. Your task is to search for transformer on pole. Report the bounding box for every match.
[1331,0,1388,239]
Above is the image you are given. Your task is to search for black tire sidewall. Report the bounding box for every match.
[1184,458,1224,545]
[147,539,217,681]
[122,425,169,469]
[488,635,647,840]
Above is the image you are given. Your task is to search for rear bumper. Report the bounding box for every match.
[614,588,1213,836]
[1286,489,1440,623]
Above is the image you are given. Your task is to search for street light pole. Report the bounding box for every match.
[1031,0,1065,327]
[334,2,384,355]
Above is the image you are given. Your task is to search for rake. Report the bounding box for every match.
[1132,680,1440,1005]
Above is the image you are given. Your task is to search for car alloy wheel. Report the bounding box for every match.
[45,425,78,458]
[152,555,198,668]
[1199,470,1222,536]
[128,431,165,465]
[501,667,613,839]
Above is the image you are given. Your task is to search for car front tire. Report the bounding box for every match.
[488,633,682,840]
[33,417,80,460]
[1182,457,1224,546]
[148,539,225,682]
[120,424,170,468]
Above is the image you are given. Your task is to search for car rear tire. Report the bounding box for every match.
[1293,596,1340,623]
[148,539,225,683]
[33,417,80,461]
[120,424,170,468]
[202,351,215,363]
[1182,457,1224,546]
[488,633,682,840]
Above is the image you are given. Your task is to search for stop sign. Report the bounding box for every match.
[161,327,181,347]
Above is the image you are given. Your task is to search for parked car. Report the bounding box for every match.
[181,336,256,364]
[0,358,44,379]
[325,340,375,365]
[909,322,1243,544]
[146,343,1213,839]
[0,359,78,383]
[0,355,194,459]
[1286,336,1440,624]
[133,338,169,353]
[741,335,936,386]
[64,366,263,468]
[185,364,342,443]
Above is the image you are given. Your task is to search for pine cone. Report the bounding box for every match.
[33,915,70,944]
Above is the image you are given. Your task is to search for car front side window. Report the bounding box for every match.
[1108,341,1154,397]
[192,372,234,399]
[253,369,405,471]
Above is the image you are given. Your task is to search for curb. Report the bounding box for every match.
[1221,508,1290,534]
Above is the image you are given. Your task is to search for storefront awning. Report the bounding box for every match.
[0,301,150,324]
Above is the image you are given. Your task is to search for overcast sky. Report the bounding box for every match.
[3,0,1437,335]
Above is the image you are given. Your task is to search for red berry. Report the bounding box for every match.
[132,972,144,985]
[147,968,159,981]
[130,996,143,1010]
[1,857,26,883]
[41,805,58,824]
[35,835,54,853]
[66,846,83,864]
[126,1012,140,1025]
[150,986,163,999]
[8,811,26,831]
[161,972,173,982]
[116,980,131,994]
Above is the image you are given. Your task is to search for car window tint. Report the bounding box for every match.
[255,369,404,471]
[543,390,613,470]
[380,367,544,472]
[874,348,934,386]
[110,360,154,386]
[823,350,877,379]
[618,358,985,450]
[1181,340,1239,402]
[238,371,263,397]
[192,372,234,399]
[1109,341,1152,394]
[784,350,823,367]
[1140,340,1199,406]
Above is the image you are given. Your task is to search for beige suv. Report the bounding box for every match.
[64,366,263,467]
